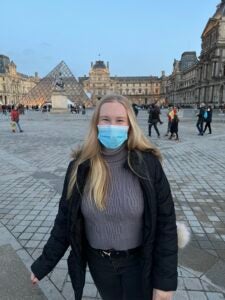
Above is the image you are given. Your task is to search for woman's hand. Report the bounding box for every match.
[31,273,39,285]
[152,289,173,300]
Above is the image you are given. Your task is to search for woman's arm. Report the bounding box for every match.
[153,289,173,300]
[31,161,74,280]
[152,159,178,292]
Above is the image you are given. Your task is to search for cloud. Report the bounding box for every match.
[39,42,52,48]
[22,48,35,56]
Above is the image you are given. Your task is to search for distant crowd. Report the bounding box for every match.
[131,102,214,141]
[0,100,218,139]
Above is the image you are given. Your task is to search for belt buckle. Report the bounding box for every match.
[102,250,111,257]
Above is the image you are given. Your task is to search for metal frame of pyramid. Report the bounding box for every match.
[22,61,89,106]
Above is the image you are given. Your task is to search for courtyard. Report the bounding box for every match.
[0,108,225,300]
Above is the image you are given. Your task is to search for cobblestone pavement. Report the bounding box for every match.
[0,109,225,300]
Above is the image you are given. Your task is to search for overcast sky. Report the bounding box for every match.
[1,0,219,78]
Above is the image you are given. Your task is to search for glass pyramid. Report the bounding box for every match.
[22,61,89,106]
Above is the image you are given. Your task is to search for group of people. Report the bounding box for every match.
[196,103,213,135]
[148,102,214,140]
[70,104,86,114]
[148,104,180,140]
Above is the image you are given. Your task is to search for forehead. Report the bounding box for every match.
[99,102,127,116]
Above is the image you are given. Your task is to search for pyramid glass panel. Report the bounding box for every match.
[22,61,89,106]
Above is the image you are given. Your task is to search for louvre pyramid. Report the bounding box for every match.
[22,61,89,105]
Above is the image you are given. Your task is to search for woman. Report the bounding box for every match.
[169,108,179,140]
[31,94,178,300]
[203,106,212,134]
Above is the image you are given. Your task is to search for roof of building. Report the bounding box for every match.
[92,60,107,69]
[0,54,10,60]
[213,0,225,18]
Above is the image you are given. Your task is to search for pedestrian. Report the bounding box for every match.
[169,108,179,140]
[148,103,163,137]
[82,104,86,115]
[165,106,174,136]
[10,105,23,133]
[30,94,178,300]
[203,105,213,134]
[196,103,205,135]
[132,103,139,116]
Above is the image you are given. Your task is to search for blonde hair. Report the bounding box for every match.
[68,94,161,209]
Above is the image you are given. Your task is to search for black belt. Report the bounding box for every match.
[88,245,141,258]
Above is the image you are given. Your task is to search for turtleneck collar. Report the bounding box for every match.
[101,143,128,164]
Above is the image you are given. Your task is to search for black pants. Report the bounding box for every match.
[148,121,160,137]
[86,246,145,300]
[204,121,212,134]
[196,119,204,135]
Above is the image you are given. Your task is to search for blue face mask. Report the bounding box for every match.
[97,125,129,149]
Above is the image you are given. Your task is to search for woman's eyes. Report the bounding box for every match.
[101,119,124,122]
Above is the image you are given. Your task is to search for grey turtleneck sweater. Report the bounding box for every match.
[81,145,144,251]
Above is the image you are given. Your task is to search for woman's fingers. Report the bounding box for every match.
[31,273,39,284]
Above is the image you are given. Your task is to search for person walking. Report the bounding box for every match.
[82,104,86,115]
[30,94,178,300]
[203,105,213,134]
[10,105,23,133]
[165,106,174,136]
[169,108,179,140]
[196,103,205,135]
[132,103,139,116]
[148,103,163,137]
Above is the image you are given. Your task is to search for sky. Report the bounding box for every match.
[1,0,220,78]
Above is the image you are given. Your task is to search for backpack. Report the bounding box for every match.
[204,111,208,120]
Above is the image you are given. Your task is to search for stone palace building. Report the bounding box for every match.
[0,55,39,105]
[79,61,164,105]
[166,0,225,108]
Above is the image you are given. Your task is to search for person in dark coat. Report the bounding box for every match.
[196,103,205,135]
[169,108,179,140]
[132,103,139,116]
[203,105,213,134]
[31,94,178,300]
[148,104,163,137]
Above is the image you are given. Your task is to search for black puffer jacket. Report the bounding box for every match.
[31,150,178,300]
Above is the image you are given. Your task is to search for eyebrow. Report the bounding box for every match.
[99,115,126,118]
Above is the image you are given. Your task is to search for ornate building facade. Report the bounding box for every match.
[165,52,198,106]
[165,0,225,108]
[0,55,39,105]
[79,61,164,105]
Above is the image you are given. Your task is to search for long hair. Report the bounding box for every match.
[67,94,162,210]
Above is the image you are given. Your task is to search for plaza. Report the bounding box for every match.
[0,109,225,300]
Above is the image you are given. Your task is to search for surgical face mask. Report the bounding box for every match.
[97,125,129,149]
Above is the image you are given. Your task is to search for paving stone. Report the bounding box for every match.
[1,110,225,299]
[83,283,98,298]
[202,260,225,292]
[184,278,203,290]
[179,245,218,276]
[206,292,225,300]
[188,291,207,300]
[173,290,189,300]
[0,244,47,299]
